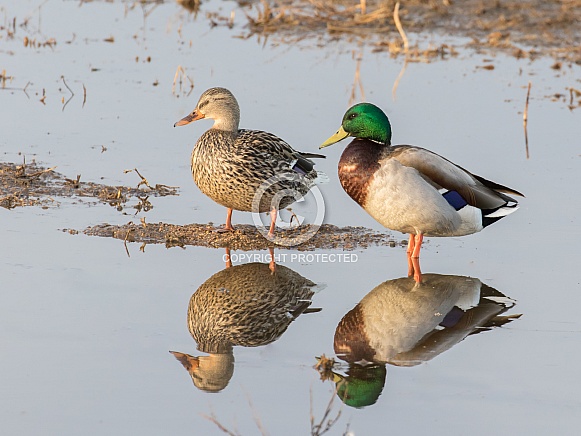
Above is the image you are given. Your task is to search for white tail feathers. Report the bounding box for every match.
[485,204,519,218]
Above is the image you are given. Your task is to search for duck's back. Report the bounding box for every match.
[191,128,319,212]
[188,263,318,349]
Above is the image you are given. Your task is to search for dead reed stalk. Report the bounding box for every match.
[393,2,408,53]
[523,81,531,159]
[172,65,194,96]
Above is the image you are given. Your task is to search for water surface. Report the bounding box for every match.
[1,1,580,434]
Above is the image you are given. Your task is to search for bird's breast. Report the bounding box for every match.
[338,140,383,206]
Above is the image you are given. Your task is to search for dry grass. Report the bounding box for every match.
[201,385,348,436]
[195,0,581,63]
[310,381,346,436]
[172,65,195,97]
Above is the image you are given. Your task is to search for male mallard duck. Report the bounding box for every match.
[175,87,325,236]
[320,103,524,282]
[321,274,519,408]
[334,274,518,367]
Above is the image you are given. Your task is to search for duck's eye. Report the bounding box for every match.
[349,113,358,119]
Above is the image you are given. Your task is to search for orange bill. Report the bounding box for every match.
[174,110,205,127]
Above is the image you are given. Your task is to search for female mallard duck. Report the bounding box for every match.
[320,103,524,282]
[170,261,321,392]
[175,87,325,236]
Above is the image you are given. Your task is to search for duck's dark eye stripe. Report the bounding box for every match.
[199,100,209,109]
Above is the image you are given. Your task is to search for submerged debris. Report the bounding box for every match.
[314,354,338,381]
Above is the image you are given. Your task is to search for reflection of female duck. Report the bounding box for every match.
[324,274,519,407]
[171,262,320,392]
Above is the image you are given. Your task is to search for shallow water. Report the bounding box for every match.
[2,1,580,435]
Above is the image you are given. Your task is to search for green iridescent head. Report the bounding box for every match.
[320,103,392,148]
[335,364,387,408]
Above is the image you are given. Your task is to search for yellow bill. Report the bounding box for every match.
[320,126,350,149]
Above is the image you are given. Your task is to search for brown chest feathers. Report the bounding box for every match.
[338,139,384,206]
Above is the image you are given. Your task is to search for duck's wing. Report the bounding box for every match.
[236,129,324,175]
[389,145,524,210]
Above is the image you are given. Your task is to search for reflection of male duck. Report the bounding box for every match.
[321,274,520,408]
[171,261,321,392]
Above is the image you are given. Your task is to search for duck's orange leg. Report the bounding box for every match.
[268,246,276,273]
[224,208,234,231]
[407,234,416,278]
[215,208,235,232]
[406,234,416,256]
[410,256,422,283]
[267,208,277,238]
[407,234,424,283]
[224,247,232,269]
[411,234,423,259]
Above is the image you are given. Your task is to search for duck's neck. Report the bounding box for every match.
[210,109,240,132]
[366,131,391,145]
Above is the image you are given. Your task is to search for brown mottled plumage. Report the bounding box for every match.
[170,261,321,392]
[187,262,319,350]
[175,87,325,234]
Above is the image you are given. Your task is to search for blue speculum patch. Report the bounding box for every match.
[442,190,467,211]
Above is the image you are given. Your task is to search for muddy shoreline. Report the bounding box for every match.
[2,161,398,250]
[83,222,399,251]
[0,160,178,210]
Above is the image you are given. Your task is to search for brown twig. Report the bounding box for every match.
[61,75,74,111]
[19,165,57,179]
[201,413,241,436]
[523,81,531,159]
[392,2,409,100]
[172,65,194,96]
[1,69,9,88]
[310,385,343,436]
[124,168,152,189]
[349,52,365,105]
[393,2,408,54]
[244,392,268,436]
[172,65,183,95]
[359,0,366,15]
[392,58,408,101]
[123,227,132,258]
